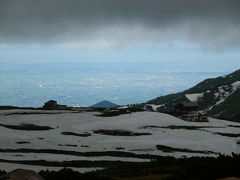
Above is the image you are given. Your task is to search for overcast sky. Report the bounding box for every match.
[0,0,240,68]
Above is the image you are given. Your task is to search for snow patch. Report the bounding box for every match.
[215,81,240,105]
[232,81,240,91]
[145,104,165,111]
[118,106,129,109]
[185,93,204,102]
[206,81,240,111]
[0,110,239,172]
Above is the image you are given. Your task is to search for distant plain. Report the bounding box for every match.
[0,63,226,107]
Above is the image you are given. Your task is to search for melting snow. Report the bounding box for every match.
[185,93,204,102]
[232,81,240,91]
[207,81,240,111]
[0,110,239,172]
[145,104,165,111]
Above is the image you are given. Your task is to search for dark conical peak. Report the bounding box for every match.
[90,100,119,108]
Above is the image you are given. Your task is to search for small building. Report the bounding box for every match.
[174,102,207,122]
[174,102,199,114]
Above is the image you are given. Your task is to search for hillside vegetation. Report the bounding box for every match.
[146,69,240,122]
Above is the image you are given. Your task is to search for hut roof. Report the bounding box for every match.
[181,102,198,107]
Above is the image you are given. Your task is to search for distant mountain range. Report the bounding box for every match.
[145,69,240,122]
[90,100,119,108]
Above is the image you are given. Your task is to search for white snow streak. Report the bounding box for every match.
[185,93,204,102]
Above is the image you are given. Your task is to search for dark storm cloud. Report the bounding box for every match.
[0,0,240,49]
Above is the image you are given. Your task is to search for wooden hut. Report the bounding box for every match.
[174,102,200,121]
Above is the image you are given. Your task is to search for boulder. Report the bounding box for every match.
[0,169,44,180]
[43,100,57,110]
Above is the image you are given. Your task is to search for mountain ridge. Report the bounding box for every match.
[145,69,240,122]
[90,100,119,108]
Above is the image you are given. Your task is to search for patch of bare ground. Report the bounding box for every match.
[13,155,24,157]
[13,154,23,157]
[215,133,240,137]
[156,145,215,154]
[16,141,30,144]
[58,144,78,147]
[228,125,240,128]
[0,148,157,159]
[61,131,91,137]
[217,178,240,180]
[96,108,144,117]
[141,125,224,130]
[3,111,81,116]
[113,174,171,180]
[0,123,53,130]
[81,145,89,148]
[0,159,141,168]
[130,148,154,152]
[93,129,151,136]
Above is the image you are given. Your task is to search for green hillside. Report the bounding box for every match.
[146,69,240,122]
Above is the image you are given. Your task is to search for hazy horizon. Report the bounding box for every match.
[0,62,231,107]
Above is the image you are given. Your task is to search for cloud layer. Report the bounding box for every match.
[0,0,240,49]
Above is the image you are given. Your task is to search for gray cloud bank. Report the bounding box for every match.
[0,0,240,50]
